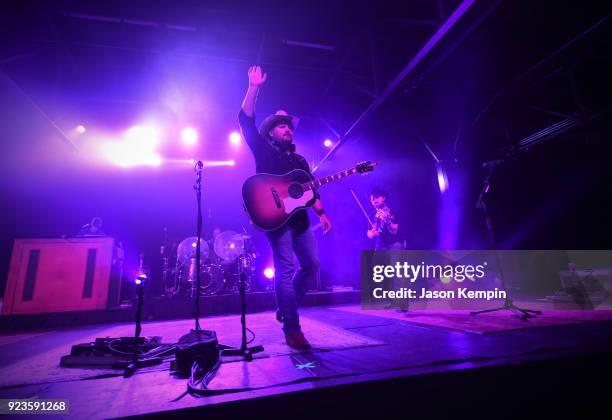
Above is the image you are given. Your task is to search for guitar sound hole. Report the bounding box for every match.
[288,183,304,199]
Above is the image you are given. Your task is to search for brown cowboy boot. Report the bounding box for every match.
[284,330,311,350]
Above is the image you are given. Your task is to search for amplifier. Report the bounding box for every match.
[559,269,612,290]
[2,237,122,315]
[556,268,612,308]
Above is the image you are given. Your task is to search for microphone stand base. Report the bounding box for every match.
[470,298,542,320]
[222,345,264,362]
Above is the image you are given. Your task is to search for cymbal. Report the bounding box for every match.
[176,237,209,267]
[213,230,244,262]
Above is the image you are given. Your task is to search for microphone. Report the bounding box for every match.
[482,158,504,168]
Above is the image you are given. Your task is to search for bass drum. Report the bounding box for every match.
[200,264,225,296]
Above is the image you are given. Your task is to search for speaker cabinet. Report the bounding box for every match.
[2,237,122,315]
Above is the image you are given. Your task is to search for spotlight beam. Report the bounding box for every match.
[0,69,79,153]
[166,159,235,167]
[420,136,440,163]
[313,0,477,172]
[203,160,235,167]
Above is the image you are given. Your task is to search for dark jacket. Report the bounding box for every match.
[238,109,314,230]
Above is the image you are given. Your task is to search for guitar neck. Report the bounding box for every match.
[302,167,360,191]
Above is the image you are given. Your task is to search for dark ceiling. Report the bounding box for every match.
[1,1,609,161]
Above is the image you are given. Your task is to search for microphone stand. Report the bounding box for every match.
[470,162,541,320]
[177,162,210,340]
[173,161,223,379]
[194,160,204,330]
[222,246,264,361]
[124,276,160,377]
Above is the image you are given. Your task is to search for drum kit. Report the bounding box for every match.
[164,230,258,298]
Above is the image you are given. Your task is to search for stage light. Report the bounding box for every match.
[436,163,449,194]
[440,275,452,284]
[127,125,160,149]
[127,125,142,136]
[135,273,147,285]
[263,267,275,279]
[181,127,198,146]
[323,139,333,148]
[148,153,162,167]
[99,142,163,168]
[76,125,86,134]
[229,131,242,145]
[202,159,235,167]
[99,142,129,167]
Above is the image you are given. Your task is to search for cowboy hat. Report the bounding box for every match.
[259,110,300,138]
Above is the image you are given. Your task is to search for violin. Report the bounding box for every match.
[373,206,395,232]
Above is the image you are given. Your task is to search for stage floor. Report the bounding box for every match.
[1,303,612,418]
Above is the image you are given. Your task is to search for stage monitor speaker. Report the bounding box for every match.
[2,237,122,315]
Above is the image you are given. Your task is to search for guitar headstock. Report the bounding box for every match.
[355,161,376,174]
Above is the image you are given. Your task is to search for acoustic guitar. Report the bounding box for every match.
[242,161,375,231]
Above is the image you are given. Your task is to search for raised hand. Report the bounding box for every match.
[242,66,267,116]
[248,65,267,87]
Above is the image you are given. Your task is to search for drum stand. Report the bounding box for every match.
[222,253,264,361]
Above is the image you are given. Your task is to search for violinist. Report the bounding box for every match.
[367,187,404,251]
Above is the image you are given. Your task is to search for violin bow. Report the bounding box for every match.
[350,189,376,229]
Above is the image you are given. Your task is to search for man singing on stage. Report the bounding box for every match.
[238,65,332,350]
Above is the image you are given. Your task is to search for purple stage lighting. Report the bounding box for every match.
[229,131,242,145]
[76,125,86,134]
[149,154,163,167]
[127,125,160,149]
[99,132,162,168]
[135,273,147,285]
[201,159,235,167]
[263,267,275,279]
[181,127,198,146]
[323,139,333,148]
[436,163,449,194]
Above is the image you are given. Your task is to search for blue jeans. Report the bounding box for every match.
[376,242,404,251]
[266,226,320,333]
[375,241,406,308]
